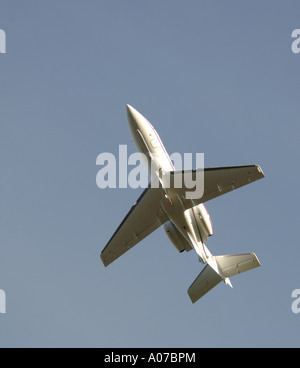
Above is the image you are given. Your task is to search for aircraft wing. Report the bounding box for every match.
[169,165,264,207]
[101,187,168,267]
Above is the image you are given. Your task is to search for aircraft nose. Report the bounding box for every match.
[126,104,136,123]
[126,104,133,114]
[126,104,150,134]
[126,104,139,131]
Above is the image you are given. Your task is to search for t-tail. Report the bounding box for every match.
[188,252,261,303]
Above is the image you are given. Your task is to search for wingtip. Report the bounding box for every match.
[187,290,197,304]
[100,253,108,267]
[251,252,262,267]
[255,164,265,178]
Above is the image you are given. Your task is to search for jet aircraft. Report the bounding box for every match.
[101,105,264,303]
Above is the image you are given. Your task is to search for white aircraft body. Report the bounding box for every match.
[101,105,264,303]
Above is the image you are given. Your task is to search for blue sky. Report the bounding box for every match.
[0,1,299,347]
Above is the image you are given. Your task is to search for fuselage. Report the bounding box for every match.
[126,104,214,263]
[127,104,174,172]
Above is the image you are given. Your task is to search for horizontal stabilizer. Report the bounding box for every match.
[188,253,261,303]
[188,265,223,303]
[215,253,261,278]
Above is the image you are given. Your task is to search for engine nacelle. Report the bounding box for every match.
[184,204,214,244]
[163,221,193,253]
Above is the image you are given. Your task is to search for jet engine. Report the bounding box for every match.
[184,204,214,244]
[163,221,193,253]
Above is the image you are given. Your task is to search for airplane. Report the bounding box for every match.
[100,105,265,303]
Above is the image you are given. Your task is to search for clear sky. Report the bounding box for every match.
[0,1,299,347]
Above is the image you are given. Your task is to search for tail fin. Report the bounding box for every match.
[188,253,261,303]
[215,253,261,278]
